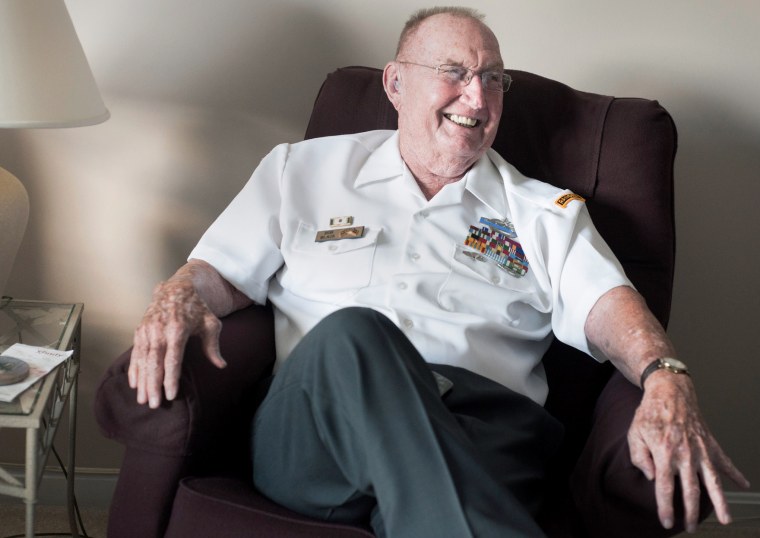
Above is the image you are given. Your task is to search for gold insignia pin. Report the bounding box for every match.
[329,216,354,227]
[315,226,365,242]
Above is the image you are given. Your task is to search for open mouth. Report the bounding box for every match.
[444,113,480,129]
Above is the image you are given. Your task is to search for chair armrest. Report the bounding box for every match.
[94,304,276,538]
[570,371,711,538]
[94,303,276,459]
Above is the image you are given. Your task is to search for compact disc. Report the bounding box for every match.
[0,356,30,385]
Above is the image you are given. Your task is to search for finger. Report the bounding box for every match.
[144,325,167,408]
[702,460,732,526]
[702,439,751,524]
[654,458,676,529]
[163,333,188,401]
[717,450,751,490]
[133,324,152,404]
[678,459,701,533]
[145,351,165,408]
[128,350,138,390]
[701,441,741,526]
[136,350,149,406]
[628,431,655,481]
[200,313,226,369]
[129,326,149,389]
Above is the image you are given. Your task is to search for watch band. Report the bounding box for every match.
[640,357,689,389]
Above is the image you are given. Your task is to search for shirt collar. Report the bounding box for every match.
[464,154,507,216]
[354,131,508,216]
[354,131,405,188]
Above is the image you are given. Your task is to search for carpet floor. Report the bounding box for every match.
[0,503,107,538]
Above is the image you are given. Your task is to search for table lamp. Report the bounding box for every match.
[0,0,109,297]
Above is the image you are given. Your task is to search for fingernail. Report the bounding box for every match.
[149,396,160,408]
[663,518,673,529]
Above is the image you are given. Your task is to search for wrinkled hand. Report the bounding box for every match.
[129,278,226,408]
[628,372,750,533]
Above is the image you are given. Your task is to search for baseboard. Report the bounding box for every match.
[723,491,760,521]
[699,491,760,524]
[0,467,118,509]
[726,491,760,505]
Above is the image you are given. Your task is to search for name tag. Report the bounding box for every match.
[315,226,365,242]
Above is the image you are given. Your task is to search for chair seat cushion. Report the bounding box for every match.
[164,476,374,538]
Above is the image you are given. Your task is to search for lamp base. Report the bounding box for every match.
[0,166,30,297]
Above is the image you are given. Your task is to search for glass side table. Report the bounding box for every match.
[0,298,84,538]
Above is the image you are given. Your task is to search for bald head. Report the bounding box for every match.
[395,7,490,59]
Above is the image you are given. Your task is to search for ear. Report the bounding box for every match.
[382,62,402,110]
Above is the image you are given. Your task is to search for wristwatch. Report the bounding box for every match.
[640,357,689,389]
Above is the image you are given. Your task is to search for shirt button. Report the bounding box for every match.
[410,253,421,262]
[491,275,500,285]
[403,318,414,329]
[420,210,430,219]
[328,244,338,251]
[398,282,408,290]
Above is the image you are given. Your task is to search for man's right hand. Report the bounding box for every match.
[129,274,227,408]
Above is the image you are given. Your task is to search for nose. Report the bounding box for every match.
[460,75,486,109]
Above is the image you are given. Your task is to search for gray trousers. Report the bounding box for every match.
[252,307,562,538]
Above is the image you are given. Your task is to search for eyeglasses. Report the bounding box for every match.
[397,61,512,93]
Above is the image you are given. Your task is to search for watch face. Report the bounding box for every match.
[663,357,688,371]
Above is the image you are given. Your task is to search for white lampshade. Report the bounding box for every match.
[0,0,109,297]
[0,0,110,128]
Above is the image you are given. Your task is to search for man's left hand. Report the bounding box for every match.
[628,372,750,533]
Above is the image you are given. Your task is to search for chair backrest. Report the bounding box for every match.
[304,66,677,457]
[305,66,676,322]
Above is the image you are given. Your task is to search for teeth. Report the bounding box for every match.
[446,114,478,128]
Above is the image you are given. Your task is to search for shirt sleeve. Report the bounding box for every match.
[188,144,289,304]
[549,205,633,360]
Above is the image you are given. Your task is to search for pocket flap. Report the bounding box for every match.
[292,221,381,254]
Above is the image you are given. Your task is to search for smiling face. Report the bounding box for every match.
[384,13,504,184]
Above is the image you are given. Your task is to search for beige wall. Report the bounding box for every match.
[1,0,758,495]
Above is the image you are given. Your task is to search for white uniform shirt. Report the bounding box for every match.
[189,130,631,405]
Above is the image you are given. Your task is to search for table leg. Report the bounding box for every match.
[25,426,36,538]
[67,373,79,538]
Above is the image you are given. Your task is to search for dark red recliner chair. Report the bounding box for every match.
[96,66,707,537]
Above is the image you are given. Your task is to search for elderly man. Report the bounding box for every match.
[129,7,747,537]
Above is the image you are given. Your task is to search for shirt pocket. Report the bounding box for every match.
[437,243,540,322]
[282,221,381,303]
